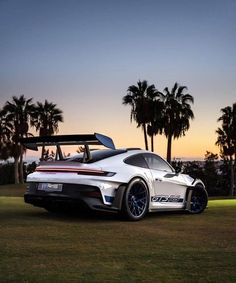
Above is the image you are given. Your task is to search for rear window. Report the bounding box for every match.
[66,149,127,163]
[124,154,148,168]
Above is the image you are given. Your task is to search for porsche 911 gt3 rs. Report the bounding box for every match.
[21,133,208,221]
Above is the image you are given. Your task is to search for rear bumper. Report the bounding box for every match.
[24,182,126,212]
[24,192,98,211]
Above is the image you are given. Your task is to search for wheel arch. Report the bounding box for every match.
[129,175,150,190]
[192,179,205,188]
[111,175,151,212]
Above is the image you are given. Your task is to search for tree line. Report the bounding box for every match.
[0,95,63,184]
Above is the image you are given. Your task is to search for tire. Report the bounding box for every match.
[121,178,149,221]
[187,185,208,214]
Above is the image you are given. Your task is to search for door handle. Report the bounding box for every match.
[155,178,163,182]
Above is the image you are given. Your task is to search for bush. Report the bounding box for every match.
[0,163,15,185]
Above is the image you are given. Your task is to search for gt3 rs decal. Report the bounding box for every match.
[151,195,184,203]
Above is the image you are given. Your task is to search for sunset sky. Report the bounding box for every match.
[0,0,235,160]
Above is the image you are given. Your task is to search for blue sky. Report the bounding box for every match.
[0,0,235,159]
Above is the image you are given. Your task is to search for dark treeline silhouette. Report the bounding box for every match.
[215,103,236,196]
[0,95,63,184]
[123,80,194,163]
[172,151,232,197]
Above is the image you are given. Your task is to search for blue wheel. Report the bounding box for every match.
[188,185,208,214]
[122,178,149,220]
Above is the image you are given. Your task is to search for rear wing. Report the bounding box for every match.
[20,133,115,161]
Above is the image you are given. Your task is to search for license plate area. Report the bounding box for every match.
[37,183,63,192]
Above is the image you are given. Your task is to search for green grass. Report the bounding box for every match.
[0,183,26,197]
[0,186,236,283]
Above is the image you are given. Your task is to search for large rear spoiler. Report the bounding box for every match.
[20,133,115,161]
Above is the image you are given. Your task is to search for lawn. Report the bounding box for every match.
[0,183,26,197]
[0,185,236,283]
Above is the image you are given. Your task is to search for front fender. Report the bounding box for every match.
[191,178,205,188]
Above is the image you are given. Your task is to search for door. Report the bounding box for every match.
[143,153,186,210]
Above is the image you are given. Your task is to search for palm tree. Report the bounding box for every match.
[32,100,63,136]
[31,100,63,159]
[0,108,13,160]
[162,83,194,163]
[216,103,236,196]
[0,108,6,159]
[123,80,156,150]
[3,95,35,183]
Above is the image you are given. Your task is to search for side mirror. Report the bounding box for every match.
[175,166,183,174]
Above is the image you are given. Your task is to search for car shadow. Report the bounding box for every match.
[25,207,121,222]
[23,207,188,223]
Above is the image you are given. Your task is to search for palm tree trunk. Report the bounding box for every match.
[167,134,172,163]
[41,145,45,160]
[143,123,149,150]
[229,157,234,196]
[14,156,19,184]
[151,134,154,152]
[19,145,24,184]
[233,153,236,196]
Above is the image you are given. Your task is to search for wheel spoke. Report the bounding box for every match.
[191,193,205,212]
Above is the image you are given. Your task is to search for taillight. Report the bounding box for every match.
[35,166,116,177]
[77,171,116,177]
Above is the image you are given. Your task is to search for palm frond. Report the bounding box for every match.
[171,82,178,95]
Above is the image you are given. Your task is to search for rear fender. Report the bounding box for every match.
[111,176,150,211]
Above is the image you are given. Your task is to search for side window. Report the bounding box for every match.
[144,153,173,172]
[124,154,148,169]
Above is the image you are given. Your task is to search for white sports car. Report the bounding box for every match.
[21,133,208,221]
